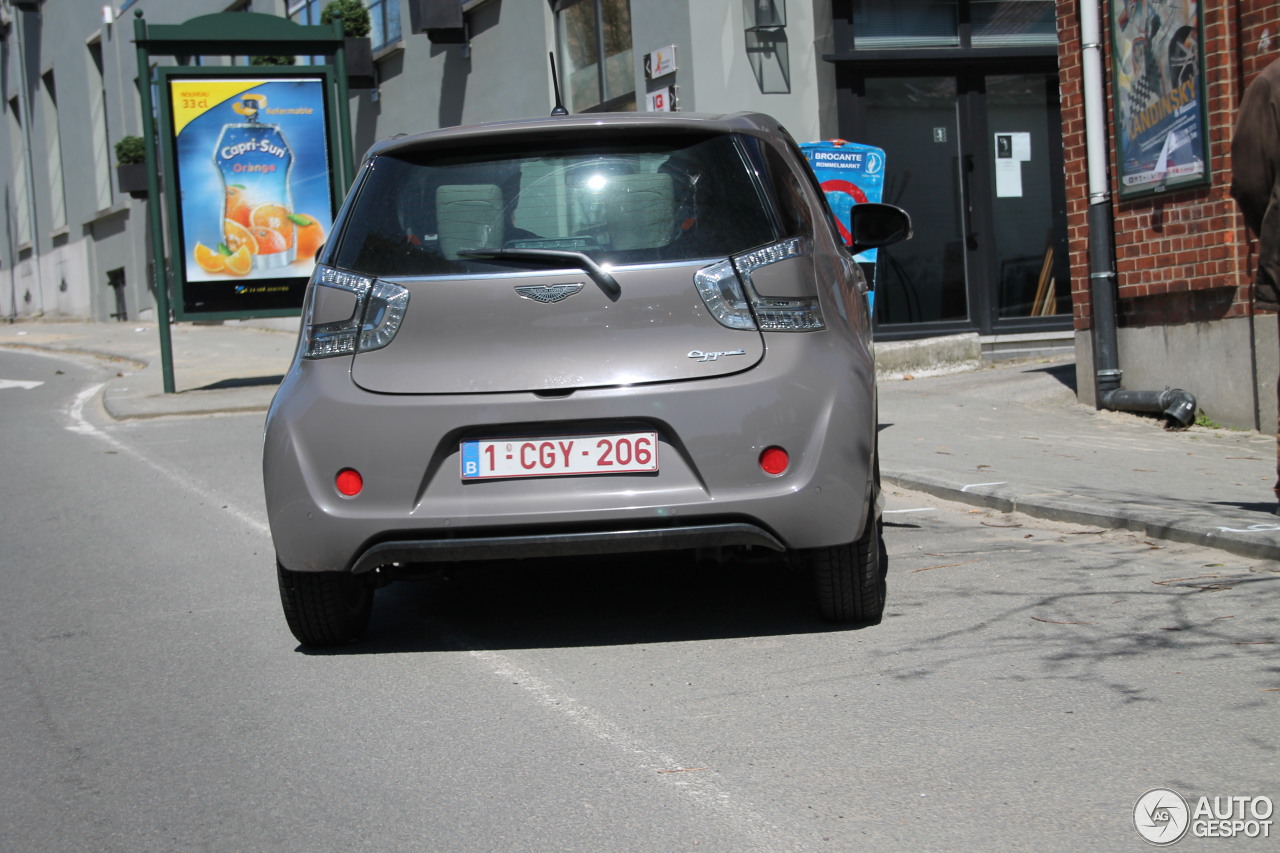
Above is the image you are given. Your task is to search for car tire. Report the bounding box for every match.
[277,561,374,647]
[801,474,887,625]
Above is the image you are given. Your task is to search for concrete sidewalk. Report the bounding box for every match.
[3,319,1278,561]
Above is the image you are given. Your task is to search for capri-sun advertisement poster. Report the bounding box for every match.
[167,76,333,316]
[1110,0,1208,198]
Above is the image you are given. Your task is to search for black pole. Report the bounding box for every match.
[1087,200,1121,401]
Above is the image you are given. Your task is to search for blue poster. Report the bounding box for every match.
[169,77,333,312]
[799,141,887,265]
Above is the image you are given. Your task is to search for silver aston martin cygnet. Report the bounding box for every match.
[263,111,911,646]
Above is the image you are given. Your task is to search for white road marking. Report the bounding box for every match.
[65,381,269,536]
[0,379,44,390]
[962,481,1007,491]
[1214,523,1280,534]
[452,640,792,851]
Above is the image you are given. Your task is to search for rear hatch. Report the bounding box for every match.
[328,129,783,395]
[351,264,763,394]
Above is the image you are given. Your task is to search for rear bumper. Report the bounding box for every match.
[349,522,784,573]
[264,330,876,573]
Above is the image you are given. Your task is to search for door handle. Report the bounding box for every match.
[961,153,978,250]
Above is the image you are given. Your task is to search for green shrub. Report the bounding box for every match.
[321,0,371,38]
[114,135,146,165]
[250,54,297,66]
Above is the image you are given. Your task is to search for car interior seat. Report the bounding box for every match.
[605,173,674,251]
[436,184,504,259]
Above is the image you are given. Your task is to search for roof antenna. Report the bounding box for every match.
[549,52,569,116]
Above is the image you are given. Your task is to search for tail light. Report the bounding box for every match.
[301,265,409,359]
[694,237,824,332]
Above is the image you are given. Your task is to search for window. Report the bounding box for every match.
[7,98,31,245]
[367,0,401,52]
[332,134,777,277]
[288,0,401,55]
[87,40,114,209]
[851,0,1055,50]
[41,72,67,231]
[970,0,1055,47]
[853,0,959,49]
[288,0,327,28]
[556,0,635,112]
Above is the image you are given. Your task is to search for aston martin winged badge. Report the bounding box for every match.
[514,283,585,303]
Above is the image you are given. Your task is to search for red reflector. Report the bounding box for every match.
[335,468,363,497]
[759,446,789,475]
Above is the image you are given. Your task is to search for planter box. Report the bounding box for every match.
[116,163,148,198]
[345,37,375,89]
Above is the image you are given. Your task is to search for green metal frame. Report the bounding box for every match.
[132,10,356,392]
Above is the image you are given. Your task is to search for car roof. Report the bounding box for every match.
[364,111,786,160]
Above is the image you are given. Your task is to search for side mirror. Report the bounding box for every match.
[848,203,912,251]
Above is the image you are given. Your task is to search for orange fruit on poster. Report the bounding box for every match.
[250,203,295,248]
[249,225,288,255]
[224,219,259,255]
[292,214,325,260]
[193,242,225,273]
[224,245,252,276]
[225,185,253,227]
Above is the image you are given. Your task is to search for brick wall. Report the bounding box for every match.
[1060,0,1280,331]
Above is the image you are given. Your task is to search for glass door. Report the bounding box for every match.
[841,69,1068,336]
[860,76,968,328]
[984,73,1069,321]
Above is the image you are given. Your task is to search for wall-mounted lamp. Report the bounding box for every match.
[746,0,786,31]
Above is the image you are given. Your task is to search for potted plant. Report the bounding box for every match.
[321,0,375,89]
[115,135,149,198]
[250,54,297,66]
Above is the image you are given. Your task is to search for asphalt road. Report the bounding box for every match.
[1,348,1276,852]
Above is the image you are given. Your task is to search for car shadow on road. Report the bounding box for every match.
[309,551,875,654]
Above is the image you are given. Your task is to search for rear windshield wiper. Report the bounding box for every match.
[457,248,622,300]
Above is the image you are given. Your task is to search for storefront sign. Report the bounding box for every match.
[644,45,677,80]
[646,86,676,112]
[1110,0,1209,198]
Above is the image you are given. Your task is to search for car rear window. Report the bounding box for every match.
[329,133,779,277]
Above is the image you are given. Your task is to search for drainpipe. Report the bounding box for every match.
[1080,0,1196,428]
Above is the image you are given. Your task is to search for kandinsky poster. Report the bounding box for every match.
[1110,0,1209,198]
[162,72,335,316]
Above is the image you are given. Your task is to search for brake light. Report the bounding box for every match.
[301,265,409,359]
[694,237,824,332]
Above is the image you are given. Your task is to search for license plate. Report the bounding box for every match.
[461,432,659,480]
